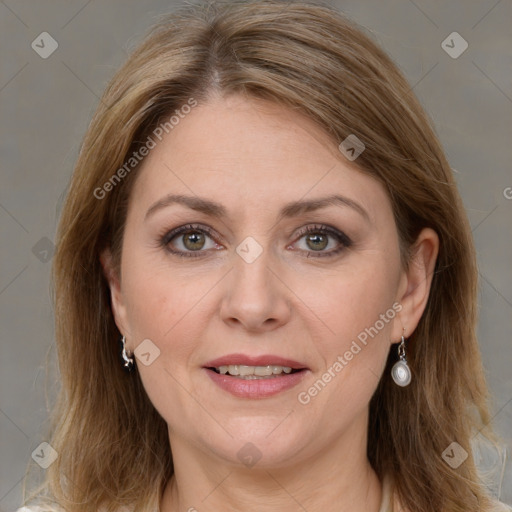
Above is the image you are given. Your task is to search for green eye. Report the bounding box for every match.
[161,224,219,257]
[304,232,329,251]
[160,223,352,259]
[181,231,207,251]
[293,224,352,257]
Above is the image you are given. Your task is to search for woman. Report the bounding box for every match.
[17,1,511,511]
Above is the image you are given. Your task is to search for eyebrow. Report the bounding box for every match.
[144,193,370,223]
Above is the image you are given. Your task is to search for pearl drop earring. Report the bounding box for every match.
[391,334,411,387]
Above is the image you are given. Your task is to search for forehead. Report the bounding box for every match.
[128,94,389,224]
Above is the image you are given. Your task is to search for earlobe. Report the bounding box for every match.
[392,228,439,341]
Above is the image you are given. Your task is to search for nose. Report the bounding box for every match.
[219,246,292,333]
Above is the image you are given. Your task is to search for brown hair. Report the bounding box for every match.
[20,1,498,511]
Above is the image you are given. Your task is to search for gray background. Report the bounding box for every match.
[1,0,511,510]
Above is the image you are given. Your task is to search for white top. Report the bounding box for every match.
[14,475,512,512]
[379,473,394,512]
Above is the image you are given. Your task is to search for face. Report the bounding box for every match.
[105,93,421,468]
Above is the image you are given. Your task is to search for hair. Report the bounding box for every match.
[19,1,500,511]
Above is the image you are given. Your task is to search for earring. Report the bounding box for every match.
[391,334,411,387]
[119,335,135,373]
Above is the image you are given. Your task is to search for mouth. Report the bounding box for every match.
[206,365,305,379]
[202,355,310,398]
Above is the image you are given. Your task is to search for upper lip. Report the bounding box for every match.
[204,354,308,370]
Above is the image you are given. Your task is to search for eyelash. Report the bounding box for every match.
[159,223,352,259]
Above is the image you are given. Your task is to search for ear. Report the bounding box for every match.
[100,248,130,339]
[392,227,439,341]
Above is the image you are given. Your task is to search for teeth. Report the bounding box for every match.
[216,365,294,377]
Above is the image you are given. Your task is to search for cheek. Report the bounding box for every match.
[119,251,208,415]
[303,255,399,349]
[123,272,172,338]
[120,229,188,332]
[297,253,398,415]
[120,245,218,366]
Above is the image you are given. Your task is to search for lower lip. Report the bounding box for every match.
[204,368,309,399]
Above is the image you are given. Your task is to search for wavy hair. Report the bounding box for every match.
[20,1,498,511]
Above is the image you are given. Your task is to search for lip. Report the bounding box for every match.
[203,354,308,370]
[204,367,310,399]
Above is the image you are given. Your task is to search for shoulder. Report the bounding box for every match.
[14,505,138,512]
[488,500,512,512]
[16,505,61,512]
[381,473,512,512]
[15,506,65,512]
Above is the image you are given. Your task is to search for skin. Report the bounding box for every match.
[101,93,438,512]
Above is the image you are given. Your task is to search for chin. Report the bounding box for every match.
[205,420,307,469]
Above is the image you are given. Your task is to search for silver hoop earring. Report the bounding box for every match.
[120,335,135,373]
[391,335,411,387]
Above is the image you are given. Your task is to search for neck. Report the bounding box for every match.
[160,421,382,512]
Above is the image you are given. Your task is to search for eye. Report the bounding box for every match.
[159,223,352,259]
[160,224,222,257]
[291,224,352,257]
